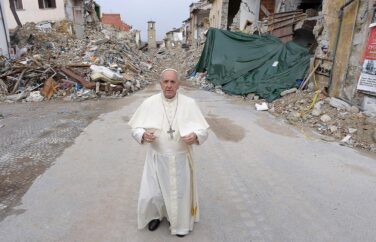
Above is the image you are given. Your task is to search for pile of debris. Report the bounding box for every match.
[269,89,376,153]
[189,71,376,152]
[0,21,154,103]
[149,44,204,80]
[189,72,226,94]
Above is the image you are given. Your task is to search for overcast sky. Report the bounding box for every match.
[95,0,193,42]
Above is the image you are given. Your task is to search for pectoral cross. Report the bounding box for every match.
[167,126,175,139]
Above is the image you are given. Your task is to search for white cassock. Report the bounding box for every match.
[128,92,209,235]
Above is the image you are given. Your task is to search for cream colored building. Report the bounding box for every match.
[209,0,223,29]
[4,0,66,29]
[134,30,141,47]
[189,1,211,46]
[147,21,156,49]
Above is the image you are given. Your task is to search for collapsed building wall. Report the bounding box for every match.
[275,0,302,12]
[312,0,375,107]
[268,0,374,105]
[65,0,84,38]
[240,0,261,30]
[225,0,261,31]
[209,0,223,28]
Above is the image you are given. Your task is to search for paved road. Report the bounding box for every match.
[0,98,127,219]
[0,84,375,242]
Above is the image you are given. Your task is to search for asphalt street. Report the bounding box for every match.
[0,84,375,242]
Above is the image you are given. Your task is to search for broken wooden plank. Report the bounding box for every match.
[260,4,271,17]
[66,64,91,68]
[60,67,96,89]
[11,68,27,94]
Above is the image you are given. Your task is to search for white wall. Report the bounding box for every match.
[134,31,141,46]
[210,0,260,30]
[4,0,66,29]
[239,0,260,30]
[173,32,183,42]
[0,0,10,57]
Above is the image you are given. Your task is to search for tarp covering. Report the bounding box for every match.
[195,28,310,101]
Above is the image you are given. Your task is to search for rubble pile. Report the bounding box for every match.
[176,45,219,89]
[150,45,204,80]
[189,65,376,153]
[0,21,154,103]
[270,90,376,152]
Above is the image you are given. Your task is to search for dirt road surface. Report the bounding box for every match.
[0,84,376,242]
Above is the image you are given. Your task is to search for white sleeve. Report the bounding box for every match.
[194,129,209,145]
[131,128,145,144]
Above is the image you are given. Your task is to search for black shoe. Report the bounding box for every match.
[148,219,160,231]
[176,234,185,238]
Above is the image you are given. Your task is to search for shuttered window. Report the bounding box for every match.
[39,0,57,9]
[14,0,23,10]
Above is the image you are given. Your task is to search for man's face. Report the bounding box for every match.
[160,70,180,99]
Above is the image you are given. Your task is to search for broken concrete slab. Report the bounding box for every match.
[314,100,324,110]
[320,114,331,122]
[329,125,338,133]
[362,96,376,115]
[287,111,301,123]
[26,91,44,102]
[340,135,352,146]
[329,97,351,111]
[311,108,322,116]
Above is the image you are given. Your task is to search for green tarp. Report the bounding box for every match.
[195,28,310,101]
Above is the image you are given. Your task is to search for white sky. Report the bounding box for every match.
[95,0,194,42]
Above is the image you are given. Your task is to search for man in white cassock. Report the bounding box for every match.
[128,69,209,237]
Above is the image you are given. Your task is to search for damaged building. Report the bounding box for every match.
[3,0,100,38]
[101,13,131,32]
[3,0,66,29]
[64,0,100,38]
[269,0,376,114]
[164,27,184,49]
[197,0,376,114]
[189,0,212,47]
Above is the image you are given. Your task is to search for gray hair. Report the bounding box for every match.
[160,68,180,81]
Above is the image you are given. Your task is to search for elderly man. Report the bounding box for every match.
[128,69,209,237]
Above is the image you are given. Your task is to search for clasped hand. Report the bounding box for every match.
[143,131,197,145]
[182,132,197,145]
[142,131,156,143]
